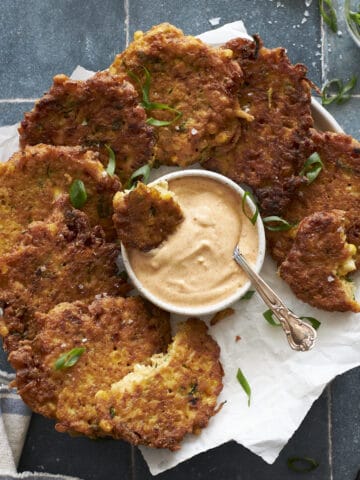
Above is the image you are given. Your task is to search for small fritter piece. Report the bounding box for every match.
[0,196,130,352]
[267,130,360,265]
[9,296,171,435]
[0,144,120,249]
[279,210,360,312]
[113,181,184,251]
[19,72,155,182]
[203,36,314,215]
[111,23,246,167]
[96,318,224,450]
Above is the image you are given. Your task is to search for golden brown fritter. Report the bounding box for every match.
[203,36,314,215]
[279,210,360,312]
[0,196,130,352]
[0,144,120,249]
[110,23,246,167]
[96,318,223,450]
[267,130,360,265]
[8,296,171,436]
[19,72,155,183]
[113,181,184,251]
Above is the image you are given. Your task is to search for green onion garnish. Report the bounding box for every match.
[322,76,357,105]
[299,152,323,184]
[125,164,152,190]
[241,290,255,300]
[105,144,116,176]
[242,191,259,225]
[300,316,321,330]
[236,367,251,406]
[54,347,85,370]
[262,216,295,232]
[287,456,319,473]
[69,179,87,209]
[263,309,281,326]
[128,66,182,126]
[109,406,116,418]
[319,0,338,32]
[349,10,360,26]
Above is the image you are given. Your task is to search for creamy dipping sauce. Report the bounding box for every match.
[128,176,259,309]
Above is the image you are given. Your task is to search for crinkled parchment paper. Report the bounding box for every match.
[1,20,360,477]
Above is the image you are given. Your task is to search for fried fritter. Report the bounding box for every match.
[0,144,120,249]
[113,181,184,251]
[279,210,360,312]
[267,130,360,265]
[8,296,171,436]
[0,196,129,352]
[19,72,155,182]
[110,23,246,167]
[203,36,314,215]
[96,318,223,450]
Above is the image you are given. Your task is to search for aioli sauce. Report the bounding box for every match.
[128,176,259,309]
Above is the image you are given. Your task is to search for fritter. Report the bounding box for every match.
[96,318,224,450]
[19,72,155,183]
[267,130,360,265]
[113,180,184,251]
[110,23,246,167]
[0,144,120,249]
[8,296,171,436]
[279,210,360,312]
[0,196,130,352]
[203,36,314,215]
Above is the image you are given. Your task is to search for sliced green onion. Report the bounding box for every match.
[242,191,259,225]
[263,309,281,327]
[319,0,338,32]
[241,290,255,300]
[105,144,116,176]
[128,66,182,126]
[287,456,319,473]
[299,152,323,184]
[109,406,116,418]
[349,10,360,25]
[236,368,251,406]
[54,347,85,370]
[125,164,152,190]
[69,179,87,209]
[322,76,357,106]
[300,316,321,330]
[262,216,295,232]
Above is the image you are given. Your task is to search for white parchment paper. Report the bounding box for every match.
[1,20,359,476]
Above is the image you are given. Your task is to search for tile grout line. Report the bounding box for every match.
[320,14,327,87]
[130,445,136,480]
[327,384,334,480]
[0,99,37,103]
[124,0,130,47]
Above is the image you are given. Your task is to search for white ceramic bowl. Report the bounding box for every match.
[121,169,266,316]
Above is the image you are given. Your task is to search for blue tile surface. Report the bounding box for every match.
[0,1,359,479]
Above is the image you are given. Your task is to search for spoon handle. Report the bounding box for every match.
[233,246,317,352]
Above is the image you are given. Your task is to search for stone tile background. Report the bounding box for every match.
[1,1,360,479]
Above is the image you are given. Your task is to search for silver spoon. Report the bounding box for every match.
[233,246,317,352]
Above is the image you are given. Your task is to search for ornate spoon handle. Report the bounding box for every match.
[233,246,317,352]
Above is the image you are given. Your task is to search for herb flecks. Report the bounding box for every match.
[128,66,182,127]
[105,144,116,176]
[69,179,87,209]
[322,76,357,105]
[300,152,323,184]
[54,347,86,370]
[263,309,281,327]
[242,191,259,225]
[319,0,338,32]
[241,290,255,301]
[236,368,251,406]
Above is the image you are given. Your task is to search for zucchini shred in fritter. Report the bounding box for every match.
[19,72,155,183]
[111,23,248,167]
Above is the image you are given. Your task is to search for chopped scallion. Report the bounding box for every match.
[287,456,319,473]
[319,0,338,32]
[299,152,323,184]
[54,347,85,370]
[300,316,321,330]
[321,76,357,105]
[125,164,152,190]
[262,216,295,232]
[241,290,255,300]
[242,191,259,225]
[263,309,281,327]
[69,179,87,209]
[105,144,116,176]
[236,367,251,406]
